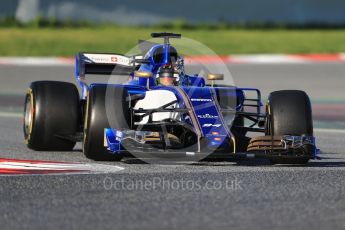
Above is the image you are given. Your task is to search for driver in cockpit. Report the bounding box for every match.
[156,64,179,86]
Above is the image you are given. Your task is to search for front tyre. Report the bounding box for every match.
[266,90,313,165]
[83,85,130,161]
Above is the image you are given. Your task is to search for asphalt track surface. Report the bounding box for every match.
[0,63,344,230]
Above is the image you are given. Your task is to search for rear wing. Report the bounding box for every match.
[76,52,134,77]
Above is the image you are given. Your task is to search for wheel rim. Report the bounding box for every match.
[24,91,34,140]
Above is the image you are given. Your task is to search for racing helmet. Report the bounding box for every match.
[157,64,178,86]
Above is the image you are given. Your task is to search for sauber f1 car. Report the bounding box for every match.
[23,32,317,164]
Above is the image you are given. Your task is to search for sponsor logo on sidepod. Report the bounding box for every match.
[203,124,222,127]
[191,98,212,102]
[197,114,219,119]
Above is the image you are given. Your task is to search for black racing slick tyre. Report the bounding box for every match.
[266,90,313,164]
[83,85,131,161]
[23,81,80,151]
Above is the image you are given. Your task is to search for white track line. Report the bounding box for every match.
[314,128,345,134]
[0,162,125,172]
[0,112,22,118]
[0,160,125,175]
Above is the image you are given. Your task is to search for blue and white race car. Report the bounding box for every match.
[23,32,316,164]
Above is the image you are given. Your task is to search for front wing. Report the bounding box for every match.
[104,127,317,160]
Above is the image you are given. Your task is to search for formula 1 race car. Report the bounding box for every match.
[23,32,317,164]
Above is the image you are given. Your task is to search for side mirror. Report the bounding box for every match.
[207,74,224,87]
[134,71,152,89]
[134,71,152,78]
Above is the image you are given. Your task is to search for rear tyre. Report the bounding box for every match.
[24,81,80,151]
[266,90,313,165]
[83,85,130,161]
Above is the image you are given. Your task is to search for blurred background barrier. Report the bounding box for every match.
[1,0,345,27]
